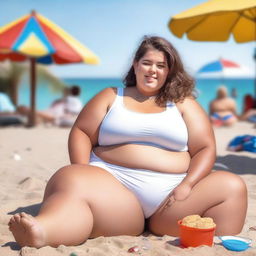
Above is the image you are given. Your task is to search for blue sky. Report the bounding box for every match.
[1,0,255,78]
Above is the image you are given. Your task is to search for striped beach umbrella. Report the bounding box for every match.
[0,11,100,126]
[198,58,240,74]
[196,58,252,79]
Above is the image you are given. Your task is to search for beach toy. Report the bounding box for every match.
[219,236,252,251]
[178,217,216,247]
[128,245,140,253]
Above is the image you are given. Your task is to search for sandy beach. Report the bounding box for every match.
[0,121,255,256]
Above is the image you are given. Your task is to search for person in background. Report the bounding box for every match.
[35,86,71,124]
[65,85,83,115]
[209,86,238,127]
[240,94,256,123]
[56,85,83,126]
[8,36,247,248]
[36,85,83,126]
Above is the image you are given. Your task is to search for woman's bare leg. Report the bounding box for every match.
[16,106,55,124]
[9,164,144,248]
[148,171,247,236]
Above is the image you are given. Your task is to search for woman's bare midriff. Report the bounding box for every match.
[93,144,190,174]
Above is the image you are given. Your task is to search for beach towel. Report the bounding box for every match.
[0,115,24,126]
[227,135,256,153]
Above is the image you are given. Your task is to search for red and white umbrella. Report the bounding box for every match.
[197,58,251,78]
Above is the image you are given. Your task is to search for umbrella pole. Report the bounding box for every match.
[28,58,36,127]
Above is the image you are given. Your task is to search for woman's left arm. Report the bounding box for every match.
[172,97,216,200]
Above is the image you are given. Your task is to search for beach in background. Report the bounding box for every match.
[17,77,255,115]
[1,0,255,255]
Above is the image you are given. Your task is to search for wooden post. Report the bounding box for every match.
[28,58,36,126]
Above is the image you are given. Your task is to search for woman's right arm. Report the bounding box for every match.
[68,88,116,164]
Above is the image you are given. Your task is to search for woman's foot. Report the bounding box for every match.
[8,212,46,248]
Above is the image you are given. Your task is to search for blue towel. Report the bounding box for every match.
[228,135,256,153]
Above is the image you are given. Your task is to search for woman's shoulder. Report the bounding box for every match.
[92,87,117,101]
[176,97,199,108]
[86,87,118,110]
[98,87,117,96]
[176,97,205,115]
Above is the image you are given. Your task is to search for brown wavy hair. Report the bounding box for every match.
[123,36,195,105]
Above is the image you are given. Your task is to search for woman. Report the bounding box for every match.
[9,36,247,248]
[209,86,238,127]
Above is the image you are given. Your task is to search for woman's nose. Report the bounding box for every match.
[149,64,156,73]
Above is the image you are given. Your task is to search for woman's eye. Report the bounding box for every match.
[157,65,165,69]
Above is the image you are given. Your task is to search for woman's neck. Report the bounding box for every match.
[131,87,157,102]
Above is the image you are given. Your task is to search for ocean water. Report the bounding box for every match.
[18,77,255,115]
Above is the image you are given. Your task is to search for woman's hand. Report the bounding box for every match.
[172,182,192,201]
[163,182,192,210]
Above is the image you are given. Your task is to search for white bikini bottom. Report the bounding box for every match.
[89,152,186,218]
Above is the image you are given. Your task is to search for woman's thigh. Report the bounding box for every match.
[148,171,247,236]
[44,164,145,237]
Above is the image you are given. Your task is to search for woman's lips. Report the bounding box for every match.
[145,76,156,82]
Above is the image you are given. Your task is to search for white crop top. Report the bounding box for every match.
[98,88,188,151]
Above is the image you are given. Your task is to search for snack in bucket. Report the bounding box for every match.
[178,215,216,247]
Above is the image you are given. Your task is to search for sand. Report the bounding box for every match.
[0,121,255,255]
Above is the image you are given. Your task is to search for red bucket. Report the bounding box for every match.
[178,220,216,247]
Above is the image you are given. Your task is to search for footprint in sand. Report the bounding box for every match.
[18,177,46,191]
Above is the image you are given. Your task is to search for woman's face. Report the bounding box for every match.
[133,49,169,96]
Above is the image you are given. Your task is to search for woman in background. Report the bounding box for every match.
[209,86,238,127]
